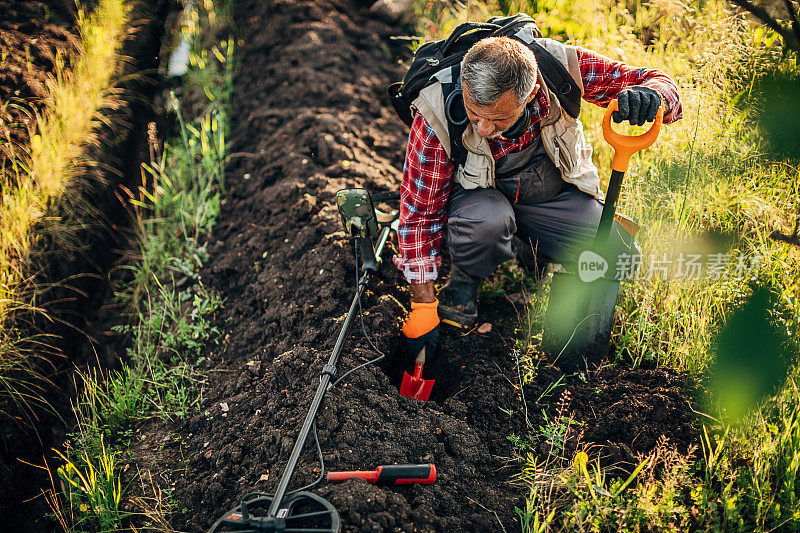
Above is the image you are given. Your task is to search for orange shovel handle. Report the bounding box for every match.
[602,99,663,173]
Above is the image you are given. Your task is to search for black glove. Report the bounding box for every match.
[401,300,440,369]
[612,86,663,126]
[405,328,439,368]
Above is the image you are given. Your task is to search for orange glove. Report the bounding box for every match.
[402,299,440,367]
[402,299,440,338]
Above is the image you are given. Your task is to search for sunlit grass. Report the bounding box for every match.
[0,0,129,414]
[50,1,233,527]
[0,0,128,313]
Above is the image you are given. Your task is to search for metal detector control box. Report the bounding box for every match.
[336,188,378,239]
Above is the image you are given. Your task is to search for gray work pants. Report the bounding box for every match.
[445,181,636,279]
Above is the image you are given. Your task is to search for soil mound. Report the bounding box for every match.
[127,0,701,531]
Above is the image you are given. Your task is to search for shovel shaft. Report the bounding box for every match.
[412,362,424,380]
[593,169,625,249]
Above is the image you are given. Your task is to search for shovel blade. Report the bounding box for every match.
[400,372,435,401]
[541,271,620,370]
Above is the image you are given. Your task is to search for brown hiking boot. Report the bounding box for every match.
[438,265,482,329]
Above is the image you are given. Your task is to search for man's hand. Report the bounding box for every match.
[402,299,440,368]
[612,86,663,126]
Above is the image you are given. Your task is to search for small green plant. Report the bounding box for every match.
[54,436,127,531]
[538,409,578,458]
[516,480,556,533]
[509,433,537,452]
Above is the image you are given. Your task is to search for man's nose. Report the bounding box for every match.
[476,119,496,138]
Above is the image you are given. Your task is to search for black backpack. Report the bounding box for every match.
[387,14,581,164]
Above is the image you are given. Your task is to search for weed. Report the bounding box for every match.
[509,433,537,452]
[53,436,128,531]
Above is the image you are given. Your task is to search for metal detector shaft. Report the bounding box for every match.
[266,224,393,518]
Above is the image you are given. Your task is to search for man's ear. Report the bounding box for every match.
[525,84,539,105]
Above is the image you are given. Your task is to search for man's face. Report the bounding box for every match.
[462,84,538,139]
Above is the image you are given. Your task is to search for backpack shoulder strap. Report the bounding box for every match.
[509,31,583,119]
[531,42,581,118]
[440,66,469,167]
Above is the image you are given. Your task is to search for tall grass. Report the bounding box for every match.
[0,0,129,414]
[410,0,799,529]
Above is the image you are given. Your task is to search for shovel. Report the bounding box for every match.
[541,99,663,370]
[400,346,435,401]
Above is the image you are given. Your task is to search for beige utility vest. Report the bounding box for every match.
[411,37,603,200]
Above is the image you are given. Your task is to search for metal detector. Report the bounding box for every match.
[209,188,398,533]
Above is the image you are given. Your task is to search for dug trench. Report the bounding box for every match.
[126,0,701,531]
[0,0,175,529]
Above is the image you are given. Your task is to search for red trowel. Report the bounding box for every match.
[400,346,435,401]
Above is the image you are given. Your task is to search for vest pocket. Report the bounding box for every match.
[456,151,493,189]
[552,120,578,172]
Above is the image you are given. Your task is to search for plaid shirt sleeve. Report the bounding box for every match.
[392,111,454,284]
[576,46,683,124]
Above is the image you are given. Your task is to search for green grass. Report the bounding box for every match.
[48,1,234,529]
[50,436,127,531]
[409,0,800,530]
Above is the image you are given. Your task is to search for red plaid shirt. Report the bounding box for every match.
[393,45,683,284]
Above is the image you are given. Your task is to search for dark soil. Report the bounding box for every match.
[124,0,702,532]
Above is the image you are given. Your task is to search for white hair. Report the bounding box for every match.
[460,37,538,106]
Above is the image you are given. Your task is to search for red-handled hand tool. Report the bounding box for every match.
[400,346,435,401]
[326,464,436,485]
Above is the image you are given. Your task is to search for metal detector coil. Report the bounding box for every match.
[208,491,340,533]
